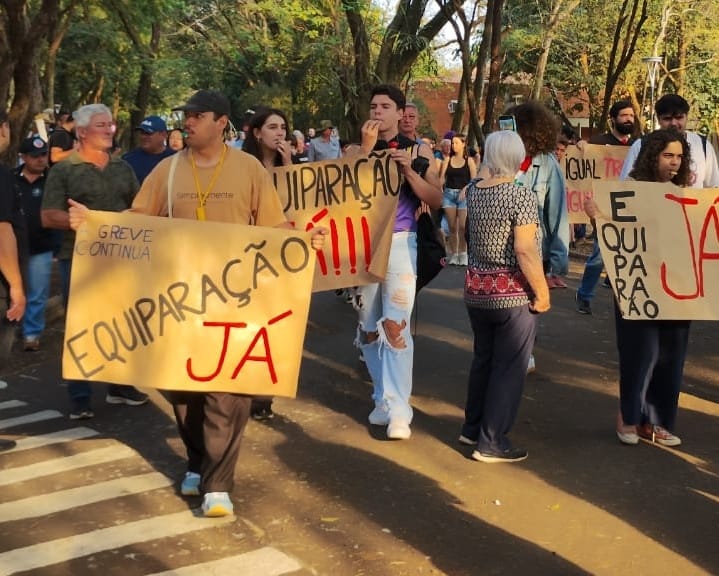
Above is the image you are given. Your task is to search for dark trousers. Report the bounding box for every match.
[165,391,251,493]
[462,305,536,452]
[614,302,690,431]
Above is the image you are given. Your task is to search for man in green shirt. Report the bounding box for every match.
[42,103,149,419]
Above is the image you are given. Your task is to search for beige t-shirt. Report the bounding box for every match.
[131,146,287,227]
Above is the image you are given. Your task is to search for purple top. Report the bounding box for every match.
[393,192,417,232]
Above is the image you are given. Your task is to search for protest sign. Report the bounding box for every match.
[272,150,401,291]
[564,144,629,223]
[63,210,315,396]
[593,180,719,320]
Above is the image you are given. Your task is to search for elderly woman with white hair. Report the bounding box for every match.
[459,130,550,463]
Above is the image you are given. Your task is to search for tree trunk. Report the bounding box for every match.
[0,0,60,163]
[530,0,581,100]
[481,0,504,135]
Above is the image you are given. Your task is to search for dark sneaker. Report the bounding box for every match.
[0,438,16,452]
[575,293,592,315]
[69,399,94,420]
[472,447,528,463]
[23,337,40,352]
[251,406,274,421]
[458,434,477,446]
[106,387,149,406]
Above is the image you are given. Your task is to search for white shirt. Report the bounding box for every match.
[619,131,719,188]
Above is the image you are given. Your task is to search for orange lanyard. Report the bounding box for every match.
[189,144,228,220]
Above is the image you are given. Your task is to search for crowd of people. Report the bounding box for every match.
[2,87,717,514]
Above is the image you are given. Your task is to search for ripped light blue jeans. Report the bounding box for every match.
[355,232,417,424]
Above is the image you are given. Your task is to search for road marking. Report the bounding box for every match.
[0,510,235,576]
[146,547,302,575]
[0,400,26,411]
[0,472,173,523]
[6,427,98,452]
[0,444,137,487]
[0,410,63,431]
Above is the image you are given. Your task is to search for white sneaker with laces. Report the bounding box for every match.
[387,419,411,440]
[368,403,390,426]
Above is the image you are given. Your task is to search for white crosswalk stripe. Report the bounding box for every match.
[145,547,302,575]
[0,398,306,575]
[0,409,62,430]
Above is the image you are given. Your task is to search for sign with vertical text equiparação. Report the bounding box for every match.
[593,181,719,320]
[271,151,401,291]
[63,210,315,395]
[564,144,630,223]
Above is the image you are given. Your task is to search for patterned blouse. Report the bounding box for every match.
[464,180,541,309]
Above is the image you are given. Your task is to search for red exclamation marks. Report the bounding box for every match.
[330,219,341,275]
[346,217,357,273]
[306,209,329,276]
[361,216,371,271]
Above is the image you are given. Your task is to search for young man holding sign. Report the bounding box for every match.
[70,90,326,518]
[355,84,442,440]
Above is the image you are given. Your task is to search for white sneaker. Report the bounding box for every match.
[368,404,390,426]
[448,253,458,266]
[458,252,468,266]
[387,420,411,440]
[527,354,536,374]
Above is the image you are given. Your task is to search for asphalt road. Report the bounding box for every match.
[1,254,717,575]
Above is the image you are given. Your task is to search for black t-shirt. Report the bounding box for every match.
[48,127,75,164]
[14,167,60,255]
[0,165,29,295]
[588,132,635,146]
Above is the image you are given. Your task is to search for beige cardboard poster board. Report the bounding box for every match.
[564,144,629,223]
[63,210,316,396]
[271,151,401,291]
[593,180,719,320]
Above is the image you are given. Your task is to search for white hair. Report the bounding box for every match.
[73,104,112,128]
[483,131,526,178]
[292,129,304,142]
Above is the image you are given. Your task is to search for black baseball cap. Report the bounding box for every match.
[19,136,49,156]
[172,90,231,117]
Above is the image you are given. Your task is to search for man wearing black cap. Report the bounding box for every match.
[70,89,326,518]
[15,136,58,351]
[0,109,27,452]
[122,115,174,184]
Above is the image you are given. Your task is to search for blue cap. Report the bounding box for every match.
[136,115,167,134]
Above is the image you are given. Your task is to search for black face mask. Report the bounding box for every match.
[615,121,634,135]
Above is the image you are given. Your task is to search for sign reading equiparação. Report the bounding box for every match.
[64,210,316,395]
[593,181,719,320]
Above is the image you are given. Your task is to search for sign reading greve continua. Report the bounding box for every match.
[271,150,401,291]
[63,211,316,396]
[593,181,719,320]
[563,144,629,224]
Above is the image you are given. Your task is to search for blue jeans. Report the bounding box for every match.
[355,232,417,424]
[442,187,468,210]
[23,251,53,339]
[577,239,604,301]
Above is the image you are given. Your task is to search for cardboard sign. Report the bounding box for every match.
[564,144,629,223]
[272,151,401,291]
[593,181,719,320]
[63,210,316,396]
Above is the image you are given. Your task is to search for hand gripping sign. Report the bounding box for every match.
[593,180,719,320]
[63,210,316,396]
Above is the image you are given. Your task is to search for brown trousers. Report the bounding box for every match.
[165,391,251,493]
